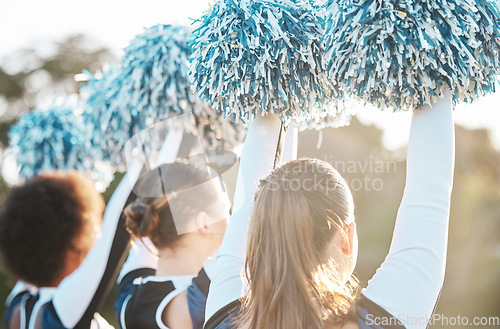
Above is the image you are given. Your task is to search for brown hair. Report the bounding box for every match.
[237,158,358,329]
[124,161,222,250]
[0,170,104,287]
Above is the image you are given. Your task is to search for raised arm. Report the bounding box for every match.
[362,90,455,329]
[52,162,143,328]
[204,114,284,321]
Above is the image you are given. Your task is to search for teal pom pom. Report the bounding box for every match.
[190,0,348,127]
[83,25,245,171]
[81,65,128,170]
[7,96,113,191]
[323,0,500,111]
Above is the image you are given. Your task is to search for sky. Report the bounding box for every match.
[1,0,499,151]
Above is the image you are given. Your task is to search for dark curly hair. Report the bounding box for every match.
[0,170,105,287]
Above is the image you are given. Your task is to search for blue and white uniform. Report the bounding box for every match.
[4,283,113,329]
[4,164,143,329]
[204,90,455,329]
[115,239,215,329]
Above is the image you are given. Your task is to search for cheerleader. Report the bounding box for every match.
[113,117,298,329]
[1,162,143,329]
[203,90,455,329]
[114,160,230,329]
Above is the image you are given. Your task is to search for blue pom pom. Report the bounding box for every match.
[471,0,500,100]
[190,0,348,128]
[7,96,113,191]
[120,24,204,118]
[83,24,245,171]
[81,65,128,170]
[323,0,500,111]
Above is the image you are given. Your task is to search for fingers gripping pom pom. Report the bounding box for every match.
[83,25,245,171]
[323,0,500,111]
[190,0,349,127]
[7,96,113,192]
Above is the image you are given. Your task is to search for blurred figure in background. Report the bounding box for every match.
[115,160,230,329]
[0,165,143,328]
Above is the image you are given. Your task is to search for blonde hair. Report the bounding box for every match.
[237,158,358,329]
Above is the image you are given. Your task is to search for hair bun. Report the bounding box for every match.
[124,202,157,238]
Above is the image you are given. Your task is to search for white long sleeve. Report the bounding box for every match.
[362,90,455,329]
[117,121,185,283]
[205,114,283,321]
[117,238,159,284]
[53,162,143,328]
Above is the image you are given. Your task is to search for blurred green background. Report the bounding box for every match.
[0,36,499,329]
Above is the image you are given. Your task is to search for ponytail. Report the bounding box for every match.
[124,198,181,249]
[237,159,358,329]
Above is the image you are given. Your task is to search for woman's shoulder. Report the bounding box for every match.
[162,290,193,329]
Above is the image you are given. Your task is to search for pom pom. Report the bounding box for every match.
[472,0,500,99]
[83,24,245,170]
[323,0,500,111]
[7,96,113,192]
[119,24,203,118]
[190,0,348,127]
[81,65,128,170]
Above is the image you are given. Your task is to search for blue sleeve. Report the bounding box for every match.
[40,302,68,329]
[187,268,211,329]
[187,283,207,329]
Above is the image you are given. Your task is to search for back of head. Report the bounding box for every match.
[0,170,104,287]
[124,160,226,250]
[240,158,357,329]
